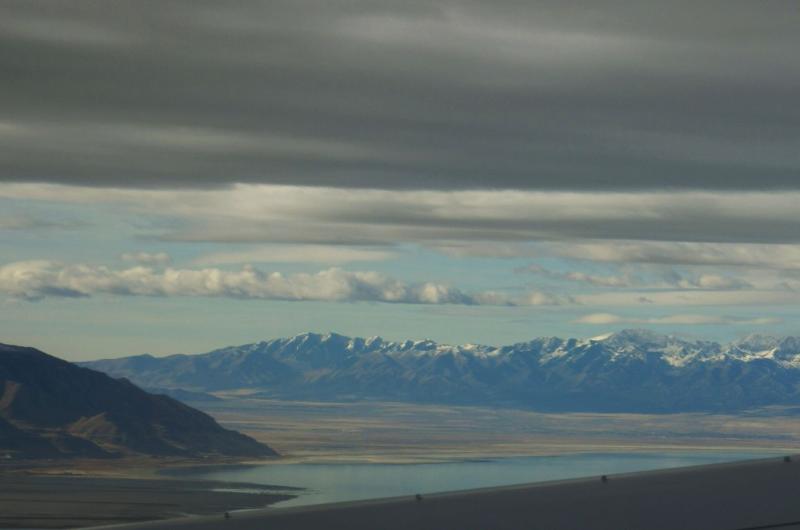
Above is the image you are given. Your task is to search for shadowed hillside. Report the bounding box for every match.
[0,343,277,459]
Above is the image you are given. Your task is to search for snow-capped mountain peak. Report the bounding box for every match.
[82,329,800,413]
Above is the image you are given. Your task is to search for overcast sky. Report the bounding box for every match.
[1,1,799,359]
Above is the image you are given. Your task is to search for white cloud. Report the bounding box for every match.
[0,260,565,307]
[575,313,781,326]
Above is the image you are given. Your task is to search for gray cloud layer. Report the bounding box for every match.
[1,1,799,190]
[8,184,800,246]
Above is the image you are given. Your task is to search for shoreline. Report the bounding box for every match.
[1,446,790,529]
[81,453,800,530]
[161,445,789,472]
[0,474,301,530]
[0,456,300,530]
[78,455,800,530]
[3,438,791,476]
[5,395,800,530]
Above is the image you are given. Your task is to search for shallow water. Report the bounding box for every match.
[169,451,781,508]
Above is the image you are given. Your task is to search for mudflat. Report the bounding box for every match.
[0,475,298,529]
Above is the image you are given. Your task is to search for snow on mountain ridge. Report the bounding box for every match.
[81,329,800,413]
[155,330,800,367]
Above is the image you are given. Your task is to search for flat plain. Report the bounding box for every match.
[201,396,800,462]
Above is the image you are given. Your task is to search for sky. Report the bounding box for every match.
[1,1,799,360]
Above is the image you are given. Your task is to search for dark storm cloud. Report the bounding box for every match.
[1,0,799,190]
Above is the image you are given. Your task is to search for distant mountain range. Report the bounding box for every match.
[0,343,277,459]
[82,330,800,413]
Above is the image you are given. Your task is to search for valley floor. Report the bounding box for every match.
[5,398,800,528]
[203,396,800,463]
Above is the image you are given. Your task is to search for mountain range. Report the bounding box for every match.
[82,329,800,413]
[0,343,277,459]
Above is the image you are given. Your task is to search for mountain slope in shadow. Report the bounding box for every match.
[0,343,277,459]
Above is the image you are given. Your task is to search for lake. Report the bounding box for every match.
[167,451,781,508]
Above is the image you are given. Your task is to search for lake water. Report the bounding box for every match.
[169,451,781,508]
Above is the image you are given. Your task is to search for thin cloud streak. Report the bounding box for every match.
[120,252,172,267]
[576,290,800,307]
[575,313,781,326]
[520,264,753,290]
[546,241,800,270]
[194,246,397,265]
